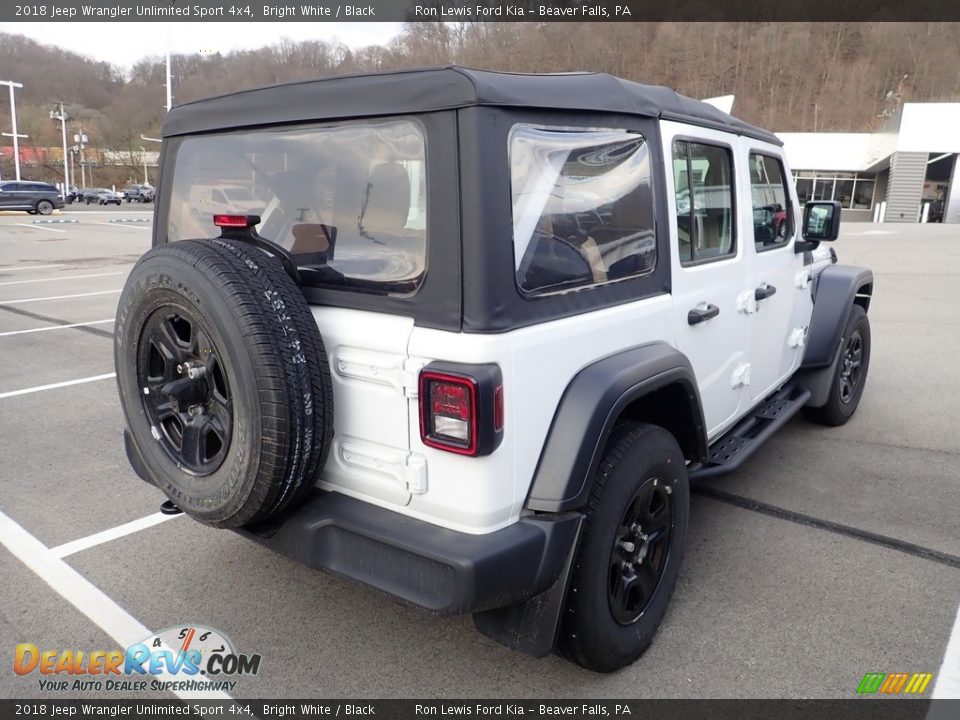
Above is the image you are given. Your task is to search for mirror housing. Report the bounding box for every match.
[802,201,842,241]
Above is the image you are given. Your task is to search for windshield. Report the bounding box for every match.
[166,119,427,295]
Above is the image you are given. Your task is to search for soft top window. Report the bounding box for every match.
[509,125,656,296]
[167,119,427,295]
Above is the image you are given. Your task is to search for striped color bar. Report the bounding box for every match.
[857,672,934,694]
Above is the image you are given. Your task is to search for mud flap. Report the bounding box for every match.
[472,516,583,657]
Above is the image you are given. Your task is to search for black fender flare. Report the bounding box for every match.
[524,341,707,513]
[802,264,874,369]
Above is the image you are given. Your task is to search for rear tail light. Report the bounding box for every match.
[213,214,260,229]
[419,364,503,457]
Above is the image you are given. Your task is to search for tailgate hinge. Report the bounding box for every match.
[404,454,428,494]
[334,352,424,397]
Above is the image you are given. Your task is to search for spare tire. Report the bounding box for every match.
[115,239,333,528]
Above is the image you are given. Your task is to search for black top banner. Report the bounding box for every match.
[3,0,960,22]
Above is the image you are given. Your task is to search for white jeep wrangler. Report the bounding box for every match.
[115,67,873,673]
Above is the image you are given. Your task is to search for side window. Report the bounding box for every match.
[749,153,793,251]
[510,125,656,296]
[672,140,735,265]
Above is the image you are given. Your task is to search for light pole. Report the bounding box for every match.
[139,146,148,184]
[165,23,173,112]
[0,80,26,180]
[50,103,70,200]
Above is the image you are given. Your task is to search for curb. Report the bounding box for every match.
[106,218,151,223]
[32,219,79,224]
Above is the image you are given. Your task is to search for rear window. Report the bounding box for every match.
[166,119,427,295]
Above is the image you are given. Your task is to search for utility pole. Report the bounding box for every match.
[0,80,26,180]
[50,103,70,200]
[139,146,148,184]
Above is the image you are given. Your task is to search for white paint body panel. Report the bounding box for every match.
[311,307,416,507]
[659,120,750,439]
[737,136,811,403]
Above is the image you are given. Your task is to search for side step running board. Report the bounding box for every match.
[688,383,810,482]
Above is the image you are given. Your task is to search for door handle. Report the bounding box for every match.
[688,303,720,325]
[755,284,777,301]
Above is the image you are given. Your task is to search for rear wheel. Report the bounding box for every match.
[115,239,333,527]
[35,200,54,215]
[558,422,689,672]
[803,304,871,426]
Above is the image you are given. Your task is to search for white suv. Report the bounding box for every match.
[115,67,873,672]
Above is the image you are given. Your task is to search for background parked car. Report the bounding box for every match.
[0,180,65,215]
[123,184,155,203]
[82,188,120,205]
[96,189,122,206]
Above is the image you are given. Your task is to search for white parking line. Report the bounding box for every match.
[0,289,120,305]
[0,271,123,287]
[0,319,114,337]
[932,602,960,698]
[51,512,183,559]
[0,508,230,701]
[10,223,67,234]
[92,222,150,230]
[0,264,64,272]
[61,210,152,215]
[0,373,116,399]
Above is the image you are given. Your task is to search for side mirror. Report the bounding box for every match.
[802,201,841,241]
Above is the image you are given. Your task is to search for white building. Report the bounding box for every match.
[776,103,960,223]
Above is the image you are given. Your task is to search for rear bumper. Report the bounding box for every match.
[124,430,580,615]
[237,492,582,616]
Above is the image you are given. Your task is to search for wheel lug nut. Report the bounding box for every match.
[619,540,636,553]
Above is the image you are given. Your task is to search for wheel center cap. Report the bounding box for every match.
[162,376,208,412]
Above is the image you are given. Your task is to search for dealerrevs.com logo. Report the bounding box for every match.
[14,625,261,693]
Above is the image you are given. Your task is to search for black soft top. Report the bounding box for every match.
[162,66,781,146]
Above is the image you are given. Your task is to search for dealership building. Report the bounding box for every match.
[776,103,960,223]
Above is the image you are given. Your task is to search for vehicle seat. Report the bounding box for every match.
[588,185,654,277]
[290,223,337,266]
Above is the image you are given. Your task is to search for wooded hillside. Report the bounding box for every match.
[1,22,958,185]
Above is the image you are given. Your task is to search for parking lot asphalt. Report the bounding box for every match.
[0,210,957,700]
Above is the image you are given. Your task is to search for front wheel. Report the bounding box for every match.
[558,422,689,672]
[803,304,871,426]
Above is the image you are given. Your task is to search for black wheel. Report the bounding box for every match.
[558,422,689,672]
[115,239,333,528]
[35,200,54,215]
[803,304,871,426]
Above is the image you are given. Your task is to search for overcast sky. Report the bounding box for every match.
[0,22,404,68]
